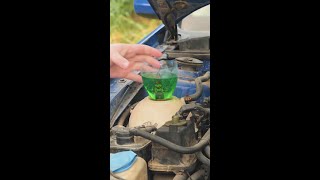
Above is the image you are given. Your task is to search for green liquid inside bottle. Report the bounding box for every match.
[142,72,178,100]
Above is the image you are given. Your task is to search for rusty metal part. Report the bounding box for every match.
[166,50,210,59]
[176,57,203,71]
[176,57,203,66]
[184,96,192,102]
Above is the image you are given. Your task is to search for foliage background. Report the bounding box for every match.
[110,0,162,44]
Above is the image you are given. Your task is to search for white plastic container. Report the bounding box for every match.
[129,96,185,128]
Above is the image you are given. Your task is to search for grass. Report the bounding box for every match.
[110,0,162,44]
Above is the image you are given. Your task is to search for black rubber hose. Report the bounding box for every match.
[188,78,203,101]
[117,102,138,126]
[199,71,210,82]
[187,169,206,180]
[196,151,210,166]
[178,104,210,116]
[186,72,210,101]
[129,128,210,154]
[204,145,210,159]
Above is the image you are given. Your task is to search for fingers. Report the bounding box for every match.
[131,62,158,73]
[110,44,163,83]
[110,52,129,69]
[130,62,144,71]
[140,64,159,73]
[125,73,143,83]
[129,55,161,68]
[130,44,162,58]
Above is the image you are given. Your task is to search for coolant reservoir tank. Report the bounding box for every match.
[128,96,185,128]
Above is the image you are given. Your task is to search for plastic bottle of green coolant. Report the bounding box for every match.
[141,72,177,100]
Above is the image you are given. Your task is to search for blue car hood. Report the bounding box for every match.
[147,0,210,40]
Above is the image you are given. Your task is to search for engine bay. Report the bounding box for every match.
[110,35,211,180]
[110,2,211,179]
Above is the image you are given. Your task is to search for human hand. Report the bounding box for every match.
[110,44,162,82]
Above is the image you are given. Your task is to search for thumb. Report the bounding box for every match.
[111,52,129,69]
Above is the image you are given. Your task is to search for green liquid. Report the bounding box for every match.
[142,72,178,100]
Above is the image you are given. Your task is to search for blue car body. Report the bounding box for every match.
[134,0,156,16]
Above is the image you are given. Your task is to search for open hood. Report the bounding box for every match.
[147,0,210,40]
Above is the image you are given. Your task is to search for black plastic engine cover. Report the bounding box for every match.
[150,120,197,169]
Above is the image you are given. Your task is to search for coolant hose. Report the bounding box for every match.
[185,72,210,101]
[187,169,206,180]
[204,145,210,159]
[129,128,210,154]
[196,151,210,166]
[199,71,210,82]
[178,104,210,116]
[187,78,203,101]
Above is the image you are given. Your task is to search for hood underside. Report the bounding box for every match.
[147,0,210,40]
